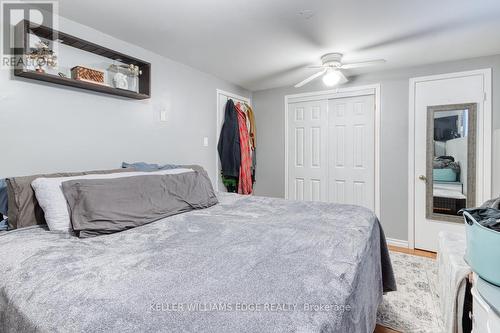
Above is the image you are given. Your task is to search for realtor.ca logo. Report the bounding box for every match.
[1,0,58,69]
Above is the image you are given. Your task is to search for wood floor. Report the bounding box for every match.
[374,325,401,333]
[373,245,437,333]
[387,245,437,259]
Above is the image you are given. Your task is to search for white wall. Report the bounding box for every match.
[0,16,250,184]
[495,129,500,197]
[252,54,500,242]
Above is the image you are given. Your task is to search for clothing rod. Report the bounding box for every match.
[221,95,250,105]
[227,97,250,105]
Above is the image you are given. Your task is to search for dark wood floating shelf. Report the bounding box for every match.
[14,20,151,99]
[16,69,150,100]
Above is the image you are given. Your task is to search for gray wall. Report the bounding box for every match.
[0,16,250,185]
[252,54,500,241]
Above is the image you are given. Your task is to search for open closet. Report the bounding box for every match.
[216,90,256,194]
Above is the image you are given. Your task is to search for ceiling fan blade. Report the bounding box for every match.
[307,65,325,69]
[294,69,326,88]
[340,59,386,69]
[337,70,348,84]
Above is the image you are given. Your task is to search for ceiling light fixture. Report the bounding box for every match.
[322,69,342,87]
[294,53,386,88]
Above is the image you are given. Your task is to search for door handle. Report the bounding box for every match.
[419,175,427,182]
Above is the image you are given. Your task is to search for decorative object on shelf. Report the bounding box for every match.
[58,72,67,78]
[130,64,142,76]
[71,66,105,85]
[27,41,57,73]
[112,72,128,90]
[108,63,143,77]
[108,63,142,92]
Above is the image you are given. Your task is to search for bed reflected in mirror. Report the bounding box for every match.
[426,103,477,223]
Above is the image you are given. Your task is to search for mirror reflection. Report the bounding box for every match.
[427,104,476,222]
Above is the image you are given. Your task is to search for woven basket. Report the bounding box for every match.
[463,211,500,286]
[71,66,104,84]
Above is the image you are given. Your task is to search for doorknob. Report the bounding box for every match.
[419,175,427,181]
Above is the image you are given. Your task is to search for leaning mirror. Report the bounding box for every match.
[426,103,477,223]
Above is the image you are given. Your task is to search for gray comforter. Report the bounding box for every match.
[0,193,395,333]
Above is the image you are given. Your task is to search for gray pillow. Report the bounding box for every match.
[62,170,218,238]
[122,161,181,171]
[121,162,206,175]
[0,179,8,216]
[6,168,135,229]
[122,162,163,171]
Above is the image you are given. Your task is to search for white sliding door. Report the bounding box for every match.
[328,95,375,210]
[287,100,328,201]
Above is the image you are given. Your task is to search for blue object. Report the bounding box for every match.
[0,218,8,231]
[122,162,181,172]
[464,211,500,286]
[477,275,500,316]
[0,179,8,216]
[433,168,458,182]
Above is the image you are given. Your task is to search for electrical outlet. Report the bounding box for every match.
[203,137,209,147]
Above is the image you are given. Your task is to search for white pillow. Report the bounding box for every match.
[32,168,194,232]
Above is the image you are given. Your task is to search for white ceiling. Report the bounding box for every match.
[58,0,500,91]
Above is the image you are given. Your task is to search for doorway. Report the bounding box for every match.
[408,69,492,251]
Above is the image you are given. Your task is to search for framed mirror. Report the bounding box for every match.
[426,103,477,223]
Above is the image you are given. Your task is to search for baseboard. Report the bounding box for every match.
[386,238,409,248]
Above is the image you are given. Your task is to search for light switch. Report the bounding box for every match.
[160,110,167,122]
[203,137,209,147]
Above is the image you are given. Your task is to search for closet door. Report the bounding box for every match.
[328,95,375,210]
[287,100,328,201]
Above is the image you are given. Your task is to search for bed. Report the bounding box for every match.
[0,192,395,333]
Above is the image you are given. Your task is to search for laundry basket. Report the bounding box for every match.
[463,210,500,286]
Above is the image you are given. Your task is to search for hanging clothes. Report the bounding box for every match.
[217,99,241,178]
[235,102,253,195]
[244,103,256,150]
[244,103,257,183]
[221,176,238,193]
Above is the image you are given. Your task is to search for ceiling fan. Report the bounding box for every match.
[294,53,386,88]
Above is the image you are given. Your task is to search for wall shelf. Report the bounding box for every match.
[14,20,151,99]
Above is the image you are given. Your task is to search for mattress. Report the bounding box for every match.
[0,193,395,333]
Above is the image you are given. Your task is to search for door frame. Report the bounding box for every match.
[408,69,492,249]
[215,89,251,191]
[284,84,381,218]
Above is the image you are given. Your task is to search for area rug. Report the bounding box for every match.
[376,251,444,333]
